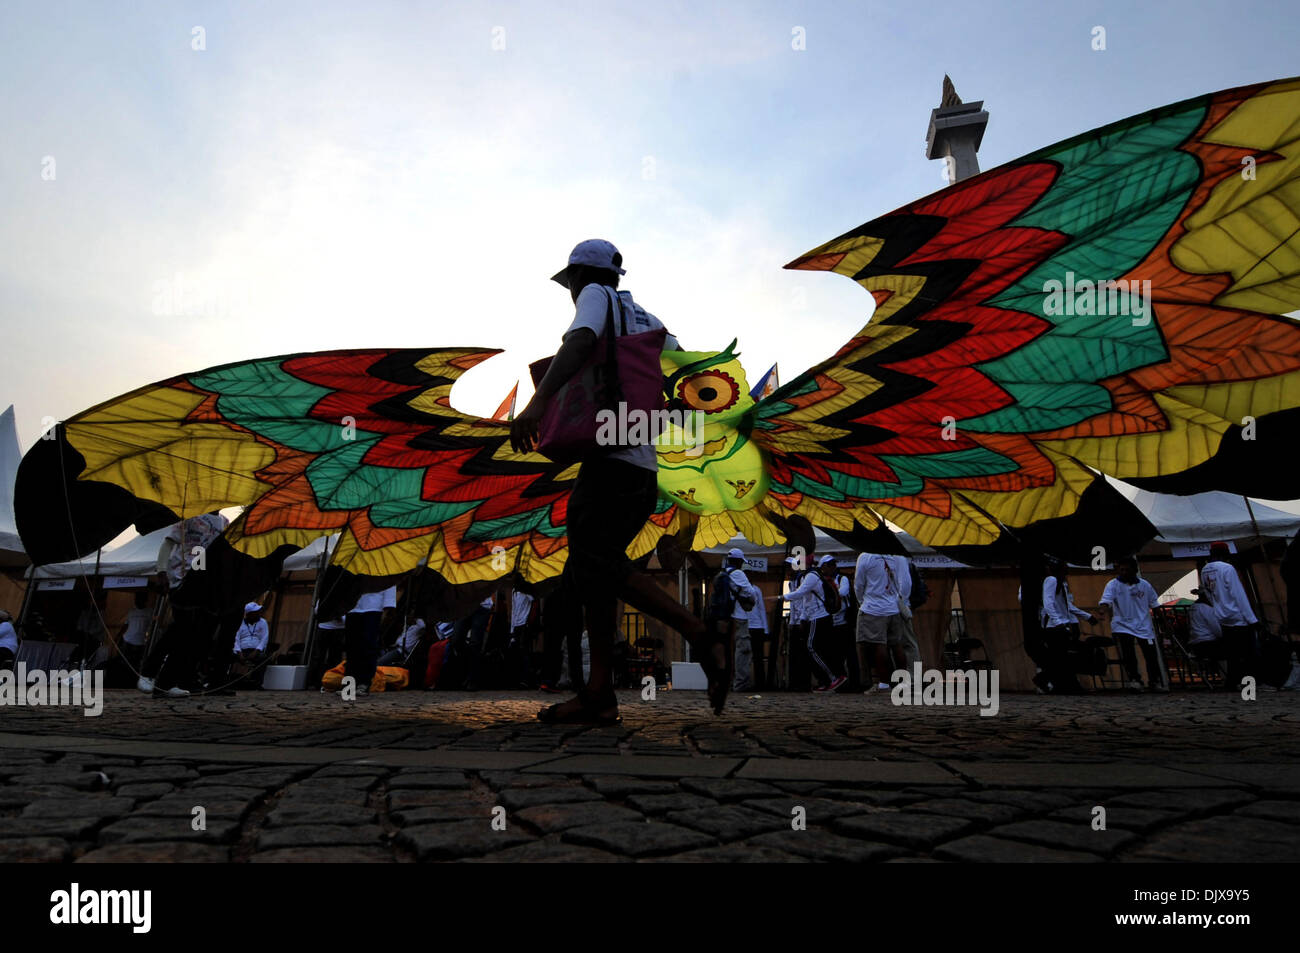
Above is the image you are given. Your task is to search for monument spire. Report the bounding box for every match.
[926,75,988,183]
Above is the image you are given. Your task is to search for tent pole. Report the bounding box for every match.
[301,538,333,673]
[16,563,34,635]
[1242,496,1284,633]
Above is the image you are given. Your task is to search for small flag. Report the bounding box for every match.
[750,363,779,400]
[492,382,518,421]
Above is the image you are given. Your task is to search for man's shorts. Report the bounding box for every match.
[856,611,908,646]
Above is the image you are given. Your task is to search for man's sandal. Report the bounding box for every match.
[537,687,622,726]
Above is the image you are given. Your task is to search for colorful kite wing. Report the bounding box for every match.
[756,77,1300,549]
[22,349,581,582]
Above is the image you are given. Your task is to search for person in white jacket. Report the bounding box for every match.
[1039,559,1098,694]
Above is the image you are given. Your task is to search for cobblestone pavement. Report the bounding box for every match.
[2,689,1299,862]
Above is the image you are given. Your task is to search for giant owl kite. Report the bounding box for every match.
[17,78,1300,582]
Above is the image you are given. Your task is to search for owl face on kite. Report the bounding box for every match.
[654,344,769,518]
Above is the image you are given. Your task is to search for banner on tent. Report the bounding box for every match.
[35,579,75,591]
[103,576,149,589]
[1170,542,1238,558]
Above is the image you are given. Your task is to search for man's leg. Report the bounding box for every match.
[806,617,836,688]
[1117,633,1141,682]
[732,619,752,691]
[1139,637,1165,689]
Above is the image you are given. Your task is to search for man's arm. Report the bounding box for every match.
[510,328,598,453]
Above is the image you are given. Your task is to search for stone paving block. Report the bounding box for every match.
[986,819,1139,856]
[264,805,378,827]
[1235,800,1300,824]
[1175,763,1300,792]
[277,788,370,808]
[10,769,103,790]
[524,755,739,778]
[256,825,387,849]
[388,789,492,813]
[748,830,904,863]
[497,786,603,812]
[665,805,792,842]
[907,798,1027,826]
[464,840,630,863]
[311,765,391,779]
[98,815,242,844]
[133,797,256,820]
[680,778,784,801]
[950,762,1239,789]
[397,821,533,860]
[934,835,1104,863]
[741,796,875,823]
[739,760,960,786]
[648,844,810,862]
[515,801,643,834]
[1107,788,1255,815]
[251,847,394,862]
[585,776,680,798]
[0,837,70,862]
[479,771,577,789]
[961,790,1077,812]
[22,796,136,819]
[104,766,199,786]
[832,812,974,850]
[1125,816,1300,862]
[1047,805,1179,833]
[562,821,716,858]
[115,783,176,799]
[0,817,107,839]
[76,843,230,862]
[625,793,718,816]
[386,772,471,790]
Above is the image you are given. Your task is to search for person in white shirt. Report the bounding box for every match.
[821,557,855,690]
[746,584,771,690]
[1199,542,1259,688]
[233,602,270,659]
[783,558,842,691]
[511,239,713,723]
[345,585,396,696]
[854,551,912,691]
[781,556,808,688]
[1187,589,1223,647]
[720,549,759,692]
[0,609,18,672]
[1039,559,1099,694]
[507,589,537,688]
[1099,556,1167,691]
[115,591,154,674]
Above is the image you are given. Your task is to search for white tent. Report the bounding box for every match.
[30,526,173,580]
[1106,477,1300,543]
[0,405,27,566]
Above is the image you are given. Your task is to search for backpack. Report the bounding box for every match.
[908,563,931,609]
[708,569,754,621]
[820,575,842,616]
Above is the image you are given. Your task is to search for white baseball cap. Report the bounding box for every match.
[726,547,746,560]
[551,239,626,287]
[818,554,837,568]
[244,601,262,613]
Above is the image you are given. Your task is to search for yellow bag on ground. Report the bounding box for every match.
[320,663,408,692]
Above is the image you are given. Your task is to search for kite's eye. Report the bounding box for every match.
[677,370,739,414]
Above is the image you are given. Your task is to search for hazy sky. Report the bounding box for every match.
[3,0,1299,449]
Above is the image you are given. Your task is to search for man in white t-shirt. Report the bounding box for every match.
[345,585,396,696]
[854,551,911,691]
[378,617,426,668]
[719,549,758,692]
[1199,542,1260,688]
[1099,556,1166,691]
[512,239,712,723]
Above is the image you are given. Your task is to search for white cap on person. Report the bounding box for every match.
[244,601,262,613]
[818,554,837,568]
[551,239,626,287]
[727,547,746,561]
